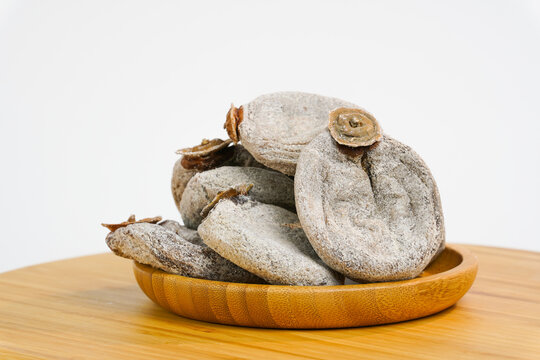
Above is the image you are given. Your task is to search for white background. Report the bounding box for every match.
[1,1,539,273]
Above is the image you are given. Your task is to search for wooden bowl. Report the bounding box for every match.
[133,244,477,329]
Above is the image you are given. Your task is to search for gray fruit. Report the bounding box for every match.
[198,197,344,286]
[105,220,263,283]
[179,166,295,229]
[171,160,198,212]
[238,91,358,175]
[171,144,265,212]
[295,131,445,282]
[159,219,204,245]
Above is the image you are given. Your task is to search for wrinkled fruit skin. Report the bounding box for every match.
[238,91,358,176]
[179,166,295,229]
[171,144,266,212]
[105,221,264,283]
[295,131,445,282]
[198,197,344,286]
[171,158,199,212]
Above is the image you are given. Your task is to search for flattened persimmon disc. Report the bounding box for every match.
[237,92,358,175]
[295,131,445,282]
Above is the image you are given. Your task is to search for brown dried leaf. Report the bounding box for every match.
[224,104,243,143]
[200,183,253,219]
[180,145,234,171]
[176,138,235,171]
[101,215,162,232]
[328,107,382,147]
[176,138,232,158]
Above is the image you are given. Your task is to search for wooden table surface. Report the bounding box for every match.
[1,245,539,359]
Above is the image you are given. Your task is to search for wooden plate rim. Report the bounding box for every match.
[133,244,478,291]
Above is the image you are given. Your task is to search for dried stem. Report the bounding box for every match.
[200,183,253,219]
[224,104,244,143]
[102,215,162,232]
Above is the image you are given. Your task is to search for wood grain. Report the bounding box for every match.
[1,244,539,359]
[133,244,477,329]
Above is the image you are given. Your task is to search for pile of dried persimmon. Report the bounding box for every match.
[103,92,444,285]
